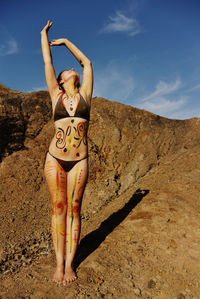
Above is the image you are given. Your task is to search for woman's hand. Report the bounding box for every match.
[41,20,53,34]
[49,39,66,46]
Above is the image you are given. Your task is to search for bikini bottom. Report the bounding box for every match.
[48,152,88,173]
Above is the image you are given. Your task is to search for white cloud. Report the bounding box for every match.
[93,60,135,101]
[192,83,200,90]
[136,78,192,119]
[186,83,200,92]
[99,11,141,36]
[26,85,47,92]
[170,107,200,120]
[140,78,181,102]
[139,96,187,115]
[0,25,18,56]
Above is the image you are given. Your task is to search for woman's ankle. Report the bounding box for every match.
[65,261,74,268]
[56,260,65,268]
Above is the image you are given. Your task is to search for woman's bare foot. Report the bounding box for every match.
[63,265,77,284]
[52,264,64,284]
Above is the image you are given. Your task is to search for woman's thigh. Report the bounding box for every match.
[66,158,88,212]
[44,153,67,212]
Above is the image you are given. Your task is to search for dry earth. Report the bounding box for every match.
[0,84,200,299]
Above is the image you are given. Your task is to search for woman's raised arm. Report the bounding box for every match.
[41,21,59,99]
[50,38,93,103]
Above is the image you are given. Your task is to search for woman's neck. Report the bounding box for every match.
[63,78,78,98]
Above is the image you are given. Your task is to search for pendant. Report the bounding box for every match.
[62,93,80,116]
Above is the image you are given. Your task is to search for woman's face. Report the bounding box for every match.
[61,69,80,85]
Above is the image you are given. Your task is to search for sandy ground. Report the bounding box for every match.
[1,164,200,299]
[1,88,200,298]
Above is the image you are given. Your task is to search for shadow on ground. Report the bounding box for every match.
[74,188,149,269]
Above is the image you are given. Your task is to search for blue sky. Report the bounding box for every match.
[1,0,200,119]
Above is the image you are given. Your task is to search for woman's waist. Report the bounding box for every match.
[52,127,88,148]
[53,117,89,130]
[49,141,88,161]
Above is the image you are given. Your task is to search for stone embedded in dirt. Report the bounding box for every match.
[177,293,185,299]
[148,279,156,288]
[133,287,142,296]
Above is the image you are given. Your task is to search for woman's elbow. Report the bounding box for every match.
[81,58,92,68]
[86,59,92,66]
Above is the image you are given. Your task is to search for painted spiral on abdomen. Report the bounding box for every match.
[56,127,66,149]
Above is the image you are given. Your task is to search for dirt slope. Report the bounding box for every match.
[0,86,200,298]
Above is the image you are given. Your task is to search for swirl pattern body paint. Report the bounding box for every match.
[56,121,88,152]
[56,128,66,149]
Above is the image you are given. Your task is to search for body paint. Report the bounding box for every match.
[66,233,70,243]
[54,164,66,251]
[73,224,79,245]
[55,166,59,251]
[62,93,80,116]
[78,186,84,198]
[70,168,79,252]
[56,120,87,152]
[59,222,65,237]
[73,232,78,245]
[78,169,83,184]
[56,128,66,149]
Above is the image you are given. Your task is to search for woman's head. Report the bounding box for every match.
[57,69,80,91]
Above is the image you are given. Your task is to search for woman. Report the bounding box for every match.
[41,21,93,284]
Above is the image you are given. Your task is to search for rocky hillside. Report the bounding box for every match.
[0,84,200,298]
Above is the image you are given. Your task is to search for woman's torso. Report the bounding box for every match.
[49,91,90,161]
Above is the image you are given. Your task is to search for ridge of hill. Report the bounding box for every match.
[0,87,200,298]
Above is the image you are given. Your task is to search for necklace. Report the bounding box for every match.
[65,87,78,99]
[66,93,75,111]
[63,93,80,116]
[66,93,74,99]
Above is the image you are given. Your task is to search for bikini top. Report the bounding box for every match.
[53,92,90,122]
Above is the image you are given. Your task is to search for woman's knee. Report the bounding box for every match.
[52,200,67,216]
[67,204,80,217]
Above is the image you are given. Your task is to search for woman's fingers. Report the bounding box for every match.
[41,20,53,34]
[50,41,57,47]
[49,39,65,47]
[44,20,53,30]
[50,39,61,46]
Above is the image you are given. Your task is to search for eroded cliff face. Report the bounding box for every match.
[0,85,200,298]
[0,87,51,160]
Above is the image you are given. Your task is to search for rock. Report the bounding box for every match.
[177,294,185,299]
[133,287,142,296]
[0,85,200,298]
[148,279,156,288]
[94,277,104,286]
